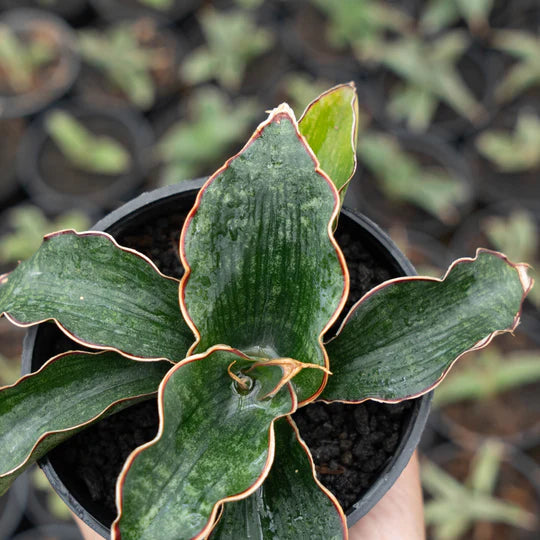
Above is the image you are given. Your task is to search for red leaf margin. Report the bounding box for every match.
[0,350,159,486]
[321,248,534,405]
[298,81,360,200]
[111,345,298,540]
[0,229,183,364]
[178,104,350,406]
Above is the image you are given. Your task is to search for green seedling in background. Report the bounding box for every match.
[433,347,540,407]
[481,210,540,307]
[422,441,536,539]
[0,24,56,93]
[181,8,273,91]
[476,110,540,172]
[492,30,540,104]
[158,87,258,184]
[78,23,157,109]
[45,110,131,175]
[310,0,412,60]
[358,132,470,223]
[139,0,174,10]
[420,0,494,34]
[371,30,485,131]
[0,205,90,265]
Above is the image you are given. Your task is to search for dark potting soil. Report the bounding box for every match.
[46,206,414,523]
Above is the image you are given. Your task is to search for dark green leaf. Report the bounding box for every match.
[180,105,348,405]
[113,347,297,540]
[0,351,170,495]
[211,417,347,540]
[0,231,193,361]
[299,82,359,204]
[322,250,532,402]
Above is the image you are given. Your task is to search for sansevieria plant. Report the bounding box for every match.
[0,84,533,539]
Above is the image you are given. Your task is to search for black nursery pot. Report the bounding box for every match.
[0,9,80,119]
[16,103,154,215]
[22,181,431,538]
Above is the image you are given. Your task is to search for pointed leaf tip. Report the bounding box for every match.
[299,83,359,209]
[322,249,532,403]
[180,96,348,405]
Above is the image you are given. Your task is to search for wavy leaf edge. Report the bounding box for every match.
[0,349,160,482]
[0,229,182,364]
[321,248,533,405]
[286,416,349,539]
[112,344,298,540]
[178,103,350,405]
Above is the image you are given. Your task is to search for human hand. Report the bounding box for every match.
[349,451,425,540]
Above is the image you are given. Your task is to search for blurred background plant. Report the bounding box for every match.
[422,440,537,539]
[0,23,56,93]
[0,0,539,537]
[45,109,131,174]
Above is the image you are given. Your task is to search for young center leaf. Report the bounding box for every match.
[113,347,297,540]
[299,82,359,206]
[0,231,194,362]
[321,250,532,403]
[180,105,349,404]
[0,351,170,495]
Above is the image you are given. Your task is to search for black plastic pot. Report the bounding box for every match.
[22,181,431,538]
[88,0,200,24]
[16,102,154,215]
[0,9,80,119]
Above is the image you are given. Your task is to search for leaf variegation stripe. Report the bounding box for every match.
[211,416,347,540]
[180,105,349,405]
[0,230,194,362]
[112,346,297,540]
[0,351,170,495]
[299,82,359,205]
[322,249,533,403]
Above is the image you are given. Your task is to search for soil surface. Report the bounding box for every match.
[44,201,416,524]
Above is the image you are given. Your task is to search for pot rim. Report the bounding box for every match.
[22,180,432,538]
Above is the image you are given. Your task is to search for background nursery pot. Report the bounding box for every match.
[16,103,154,215]
[0,9,80,119]
[21,180,432,538]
